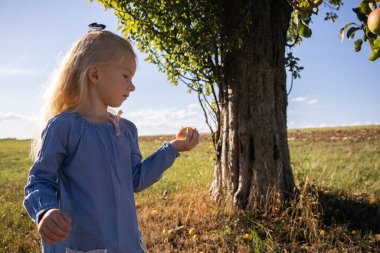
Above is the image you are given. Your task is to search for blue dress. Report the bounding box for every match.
[23,111,180,253]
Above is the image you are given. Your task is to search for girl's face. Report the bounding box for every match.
[93,53,136,108]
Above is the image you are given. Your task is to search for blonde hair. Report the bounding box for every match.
[30,30,136,160]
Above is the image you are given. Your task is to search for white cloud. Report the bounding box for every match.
[0,112,36,122]
[292,97,307,103]
[291,96,319,105]
[287,110,302,115]
[125,103,209,135]
[302,123,335,128]
[307,99,319,105]
[0,67,38,76]
[289,121,380,129]
[187,103,202,110]
[344,121,380,127]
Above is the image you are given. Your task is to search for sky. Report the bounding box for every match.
[0,1,379,139]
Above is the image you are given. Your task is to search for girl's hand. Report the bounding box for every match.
[38,209,72,245]
[170,128,200,152]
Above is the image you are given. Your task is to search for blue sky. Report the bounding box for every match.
[0,1,379,139]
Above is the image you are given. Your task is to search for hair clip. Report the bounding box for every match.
[88,22,106,32]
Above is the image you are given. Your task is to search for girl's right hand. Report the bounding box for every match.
[38,209,72,245]
[170,127,200,152]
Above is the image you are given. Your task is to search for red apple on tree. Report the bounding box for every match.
[368,8,380,35]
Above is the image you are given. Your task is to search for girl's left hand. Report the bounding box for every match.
[170,128,200,152]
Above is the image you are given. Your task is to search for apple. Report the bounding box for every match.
[176,127,193,140]
[313,0,323,6]
[368,8,380,35]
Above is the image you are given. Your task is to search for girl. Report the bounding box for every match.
[24,23,200,253]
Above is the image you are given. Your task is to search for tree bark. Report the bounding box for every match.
[210,0,295,209]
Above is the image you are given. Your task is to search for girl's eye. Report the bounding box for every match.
[123,75,129,79]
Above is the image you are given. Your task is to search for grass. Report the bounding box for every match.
[0,139,39,252]
[291,140,380,196]
[137,138,214,197]
[0,126,379,252]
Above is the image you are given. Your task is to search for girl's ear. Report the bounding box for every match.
[87,66,100,85]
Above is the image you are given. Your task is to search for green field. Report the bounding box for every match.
[0,126,379,252]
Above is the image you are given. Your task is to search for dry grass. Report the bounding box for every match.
[136,182,380,252]
[0,126,380,252]
[137,190,237,252]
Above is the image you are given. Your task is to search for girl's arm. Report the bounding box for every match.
[131,138,180,192]
[24,117,69,224]
[130,125,200,192]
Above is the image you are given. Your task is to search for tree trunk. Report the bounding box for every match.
[210,0,295,209]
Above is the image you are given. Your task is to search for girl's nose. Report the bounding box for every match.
[128,82,135,92]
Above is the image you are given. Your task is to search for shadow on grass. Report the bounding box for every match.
[318,190,380,233]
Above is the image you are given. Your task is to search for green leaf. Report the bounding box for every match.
[359,2,372,15]
[365,26,378,39]
[354,39,363,52]
[297,22,312,38]
[352,7,367,22]
[346,27,360,40]
[374,40,380,49]
[340,22,356,42]
[368,39,380,59]
[369,47,380,61]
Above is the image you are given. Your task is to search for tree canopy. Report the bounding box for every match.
[92,0,380,151]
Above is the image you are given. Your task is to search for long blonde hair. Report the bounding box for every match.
[31,30,136,160]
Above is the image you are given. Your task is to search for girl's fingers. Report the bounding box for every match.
[185,128,193,140]
[37,209,71,245]
[183,131,198,150]
[190,129,200,145]
[45,219,68,240]
[170,127,200,152]
[55,212,72,233]
[60,211,72,225]
[41,223,62,244]
[51,216,70,237]
[40,229,57,245]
